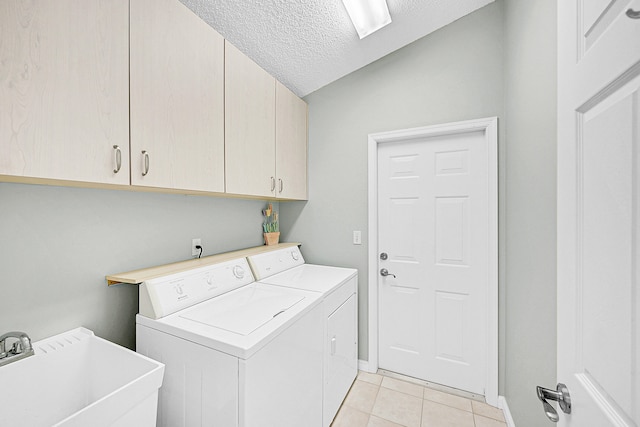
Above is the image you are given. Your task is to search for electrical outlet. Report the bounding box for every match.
[192,238,202,256]
[353,231,362,245]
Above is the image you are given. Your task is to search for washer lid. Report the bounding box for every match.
[137,283,323,359]
[179,285,304,336]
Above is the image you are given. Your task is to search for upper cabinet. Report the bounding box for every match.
[0,0,130,185]
[225,42,308,200]
[130,0,225,193]
[275,82,308,200]
[1,0,307,200]
[224,41,276,198]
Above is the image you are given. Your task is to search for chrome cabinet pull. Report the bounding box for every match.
[626,8,640,19]
[331,336,336,355]
[142,150,150,176]
[536,383,571,422]
[113,145,122,173]
[270,176,276,192]
[278,178,283,193]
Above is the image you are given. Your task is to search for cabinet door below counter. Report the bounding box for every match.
[0,0,130,185]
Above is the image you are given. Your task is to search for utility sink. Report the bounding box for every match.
[0,327,164,427]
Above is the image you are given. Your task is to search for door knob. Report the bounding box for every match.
[536,383,571,422]
[380,268,396,278]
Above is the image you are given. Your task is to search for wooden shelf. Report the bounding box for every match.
[106,242,300,286]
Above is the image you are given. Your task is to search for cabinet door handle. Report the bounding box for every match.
[142,150,150,176]
[278,178,283,193]
[331,336,336,355]
[113,145,122,174]
[270,176,276,192]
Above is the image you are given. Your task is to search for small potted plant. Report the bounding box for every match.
[262,203,280,245]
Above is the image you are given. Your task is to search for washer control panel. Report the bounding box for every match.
[139,258,255,319]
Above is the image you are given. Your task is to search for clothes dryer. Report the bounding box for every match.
[247,246,358,426]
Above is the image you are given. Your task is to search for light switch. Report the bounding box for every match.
[353,231,362,245]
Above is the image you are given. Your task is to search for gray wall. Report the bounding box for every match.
[281,0,558,425]
[0,182,272,348]
[503,1,557,425]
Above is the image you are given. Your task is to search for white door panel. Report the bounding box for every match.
[575,0,640,100]
[377,128,492,395]
[558,75,639,427]
[581,83,637,423]
[557,1,640,425]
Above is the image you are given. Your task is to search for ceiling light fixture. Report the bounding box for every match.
[341,0,392,39]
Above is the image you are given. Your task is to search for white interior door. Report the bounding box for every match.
[556,1,640,425]
[375,120,497,397]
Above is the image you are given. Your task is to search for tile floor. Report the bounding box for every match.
[331,371,507,427]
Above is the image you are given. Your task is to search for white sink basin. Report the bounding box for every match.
[0,327,164,427]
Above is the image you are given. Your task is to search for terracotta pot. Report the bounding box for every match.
[263,232,280,246]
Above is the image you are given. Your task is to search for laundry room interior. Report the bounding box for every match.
[3,0,636,426]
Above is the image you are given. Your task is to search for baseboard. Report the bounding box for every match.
[498,396,516,427]
[358,359,375,373]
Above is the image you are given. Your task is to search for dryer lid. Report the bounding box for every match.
[179,284,304,336]
[257,264,357,293]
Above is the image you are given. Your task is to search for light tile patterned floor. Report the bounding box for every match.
[331,371,507,427]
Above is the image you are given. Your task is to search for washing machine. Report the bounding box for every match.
[135,256,324,427]
[247,246,358,426]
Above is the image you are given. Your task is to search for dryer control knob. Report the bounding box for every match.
[291,250,299,261]
[233,265,245,279]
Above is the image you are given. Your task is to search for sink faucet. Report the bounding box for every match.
[0,331,35,367]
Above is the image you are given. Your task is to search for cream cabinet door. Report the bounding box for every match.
[225,41,276,198]
[0,0,129,185]
[275,82,308,200]
[130,0,225,193]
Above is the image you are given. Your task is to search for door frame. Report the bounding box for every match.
[366,117,499,405]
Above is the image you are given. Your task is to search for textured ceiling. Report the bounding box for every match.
[178,0,494,97]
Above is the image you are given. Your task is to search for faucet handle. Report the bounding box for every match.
[19,335,32,352]
[10,341,21,355]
